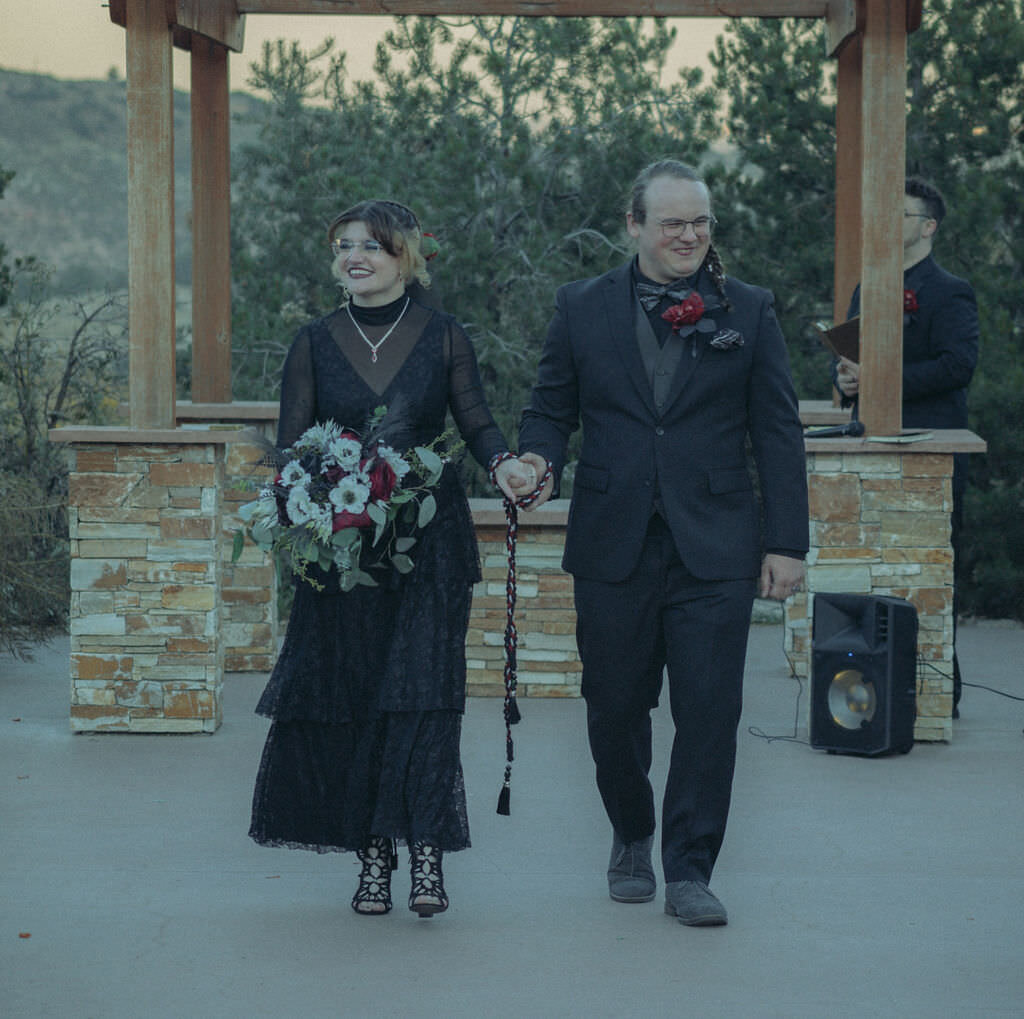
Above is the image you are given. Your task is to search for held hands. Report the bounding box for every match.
[514,452,555,510]
[760,554,805,602]
[836,357,860,398]
[492,456,538,503]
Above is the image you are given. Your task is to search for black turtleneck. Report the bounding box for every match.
[348,292,410,326]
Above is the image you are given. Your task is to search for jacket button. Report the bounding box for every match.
[655,427,665,436]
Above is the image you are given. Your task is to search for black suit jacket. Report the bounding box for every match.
[520,262,809,584]
[845,254,979,429]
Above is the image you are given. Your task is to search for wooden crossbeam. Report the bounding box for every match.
[110,0,246,52]
[236,0,830,16]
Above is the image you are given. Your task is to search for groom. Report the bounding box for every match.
[518,160,808,926]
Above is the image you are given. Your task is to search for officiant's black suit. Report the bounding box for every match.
[520,260,808,884]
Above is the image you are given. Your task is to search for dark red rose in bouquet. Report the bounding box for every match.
[367,457,398,503]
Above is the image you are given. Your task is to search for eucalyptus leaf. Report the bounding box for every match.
[391,553,415,573]
[251,520,276,546]
[395,536,417,553]
[367,502,387,527]
[354,570,378,587]
[331,527,361,549]
[237,500,261,522]
[415,445,443,475]
[417,493,437,528]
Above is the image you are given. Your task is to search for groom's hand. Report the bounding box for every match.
[759,554,804,601]
[516,452,554,510]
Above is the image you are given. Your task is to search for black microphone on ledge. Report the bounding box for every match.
[804,420,866,438]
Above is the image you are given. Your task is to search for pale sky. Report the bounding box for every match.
[0,1,724,91]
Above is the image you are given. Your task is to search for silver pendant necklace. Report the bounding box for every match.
[347,297,410,363]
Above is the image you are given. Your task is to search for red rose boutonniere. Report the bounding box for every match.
[903,287,918,325]
[662,292,706,332]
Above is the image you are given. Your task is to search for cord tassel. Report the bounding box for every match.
[487,454,553,817]
[498,496,519,814]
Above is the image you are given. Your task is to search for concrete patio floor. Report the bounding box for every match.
[2,620,1023,1018]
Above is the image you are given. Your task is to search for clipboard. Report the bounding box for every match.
[816,317,860,362]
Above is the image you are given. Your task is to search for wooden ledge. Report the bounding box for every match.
[48,426,254,446]
[805,428,986,454]
[470,498,570,527]
[799,399,849,425]
[176,401,279,421]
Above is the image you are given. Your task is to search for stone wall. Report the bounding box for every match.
[175,405,279,675]
[465,501,581,698]
[66,436,228,732]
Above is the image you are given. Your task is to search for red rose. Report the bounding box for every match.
[332,508,371,531]
[662,292,705,329]
[367,459,398,502]
[903,288,919,313]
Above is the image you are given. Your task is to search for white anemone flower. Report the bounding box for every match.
[280,461,310,488]
[286,485,316,524]
[326,435,363,471]
[329,474,371,515]
[376,443,412,479]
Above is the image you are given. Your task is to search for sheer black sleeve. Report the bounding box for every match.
[443,320,509,469]
[276,326,318,450]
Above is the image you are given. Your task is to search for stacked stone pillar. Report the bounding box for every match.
[784,438,982,743]
[61,429,239,732]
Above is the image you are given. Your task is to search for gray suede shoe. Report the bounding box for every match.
[607,833,656,903]
[664,880,728,926]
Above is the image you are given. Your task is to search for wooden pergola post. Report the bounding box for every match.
[856,0,908,436]
[833,30,863,330]
[125,0,176,429]
[190,38,234,403]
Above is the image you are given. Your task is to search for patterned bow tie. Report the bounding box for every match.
[636,281,692,311]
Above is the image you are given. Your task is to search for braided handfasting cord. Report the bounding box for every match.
[487,451,554,815]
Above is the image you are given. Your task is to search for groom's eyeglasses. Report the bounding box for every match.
[658,216,717,239]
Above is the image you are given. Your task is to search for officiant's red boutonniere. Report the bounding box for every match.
[662,291,743,355]
[903,287,918,325]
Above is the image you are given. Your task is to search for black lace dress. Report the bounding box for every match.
[248,294,509,854]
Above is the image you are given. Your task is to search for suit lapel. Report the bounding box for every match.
[600,265,658,418]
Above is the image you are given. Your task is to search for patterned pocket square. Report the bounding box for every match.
[709,329,744,350]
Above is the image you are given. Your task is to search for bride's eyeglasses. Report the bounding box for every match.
[331,239,385,256]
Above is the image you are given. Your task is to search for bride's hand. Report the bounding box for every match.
[493,457,537,502]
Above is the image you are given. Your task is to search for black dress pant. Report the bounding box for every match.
[574,515,756,884]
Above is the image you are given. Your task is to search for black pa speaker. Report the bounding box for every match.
[810,593,918,756]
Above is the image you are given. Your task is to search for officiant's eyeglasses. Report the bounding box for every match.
[903,212,934,221]
[658,216,717,239]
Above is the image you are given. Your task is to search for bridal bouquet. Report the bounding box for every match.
[233,406,456,591]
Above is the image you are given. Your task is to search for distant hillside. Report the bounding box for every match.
[0,68,263,294]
